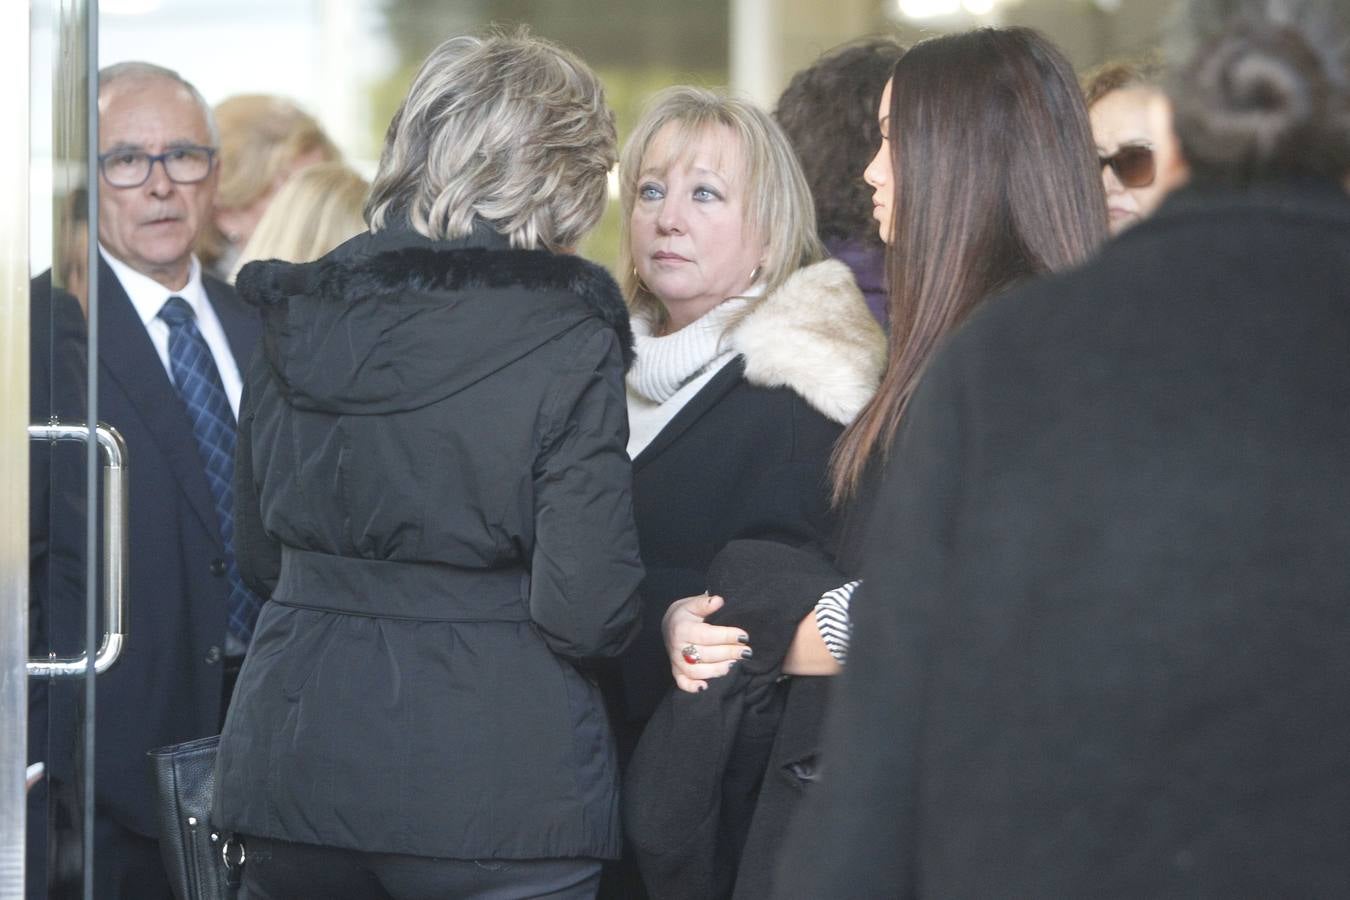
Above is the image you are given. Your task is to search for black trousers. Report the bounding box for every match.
[89,814,174,900]
[241,835,603,900]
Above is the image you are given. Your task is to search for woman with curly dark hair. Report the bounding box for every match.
[775,37,904,325]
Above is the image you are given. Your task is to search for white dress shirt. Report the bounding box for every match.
[101,245,244,418]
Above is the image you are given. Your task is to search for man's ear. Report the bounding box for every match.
[1149,92,1189,194]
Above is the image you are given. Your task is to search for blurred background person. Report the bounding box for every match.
[197,93,339,278]
[774,37,904,326]
[229,161,369,279]
[654,26,1106,900]
[1085,58,1169,234]
[611,85,885,899]
[780,0,1350,896]
[54,187,90,315]
[213,30,643,899]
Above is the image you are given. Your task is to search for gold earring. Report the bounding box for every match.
[632,266,652,294]
[749,265,763,284]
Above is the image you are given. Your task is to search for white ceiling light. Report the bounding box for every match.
[101,0,164,14]
[896,0,1015,20]
[897,0,962,19]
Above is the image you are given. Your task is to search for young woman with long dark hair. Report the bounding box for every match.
[779,0,1350,895]
[651,25,1106,899]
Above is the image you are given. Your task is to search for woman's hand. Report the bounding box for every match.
[662,593,752,693]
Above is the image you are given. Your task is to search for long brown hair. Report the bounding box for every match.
[831,27,1107,502]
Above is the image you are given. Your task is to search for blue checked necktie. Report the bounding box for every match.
[159,296,261,644]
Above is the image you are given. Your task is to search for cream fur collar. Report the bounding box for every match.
[730,258,886,425]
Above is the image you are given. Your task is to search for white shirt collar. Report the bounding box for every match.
[99,245,209,326]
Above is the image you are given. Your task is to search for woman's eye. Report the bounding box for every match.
[638,184,663,201]
[692,187,718,202]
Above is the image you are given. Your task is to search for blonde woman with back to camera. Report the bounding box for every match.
[199,94,339,277]
[229,162,369,280]
[213,31,643,899]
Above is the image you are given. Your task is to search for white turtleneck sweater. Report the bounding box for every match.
[626,297,753,459]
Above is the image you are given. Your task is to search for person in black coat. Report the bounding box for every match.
[213,32,643,899]
[645,29,1108,900]
[606,87,886,899]
[780,1,1350,897]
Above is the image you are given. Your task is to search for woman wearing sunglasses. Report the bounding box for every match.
[1085,60,1168,234]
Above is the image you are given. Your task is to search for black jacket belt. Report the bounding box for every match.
[272,547,531,622]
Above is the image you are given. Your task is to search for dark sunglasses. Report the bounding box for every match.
[1099,144,1155,189]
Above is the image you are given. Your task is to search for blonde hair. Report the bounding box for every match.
[365,30,616,252]
[618,86,825,329]
[230,163,368,279]
[199,94,339,267]
[1082,57,1165,108]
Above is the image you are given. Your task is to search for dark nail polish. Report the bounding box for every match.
[741,648,753,660]
[737,634,750,644]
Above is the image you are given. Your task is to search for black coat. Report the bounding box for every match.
[779,182,1350,898]
[624,540,846,900]
[615,362,843,728]
[606,260,885,899]
[214,227,645,861]
[612,259,886,731]
[26,275,89,894]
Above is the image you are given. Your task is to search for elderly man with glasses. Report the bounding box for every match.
[31,61,262,899]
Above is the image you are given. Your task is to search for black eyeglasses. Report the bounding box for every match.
[1099,144,1155,189]
[98,145,217,188]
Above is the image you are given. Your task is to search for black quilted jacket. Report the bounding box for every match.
[214,224,644,860]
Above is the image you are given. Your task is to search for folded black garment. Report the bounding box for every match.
[624,539,844,900]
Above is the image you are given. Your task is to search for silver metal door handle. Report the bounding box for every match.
[26,421,128,677]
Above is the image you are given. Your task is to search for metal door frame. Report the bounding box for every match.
[0,1,33,894]
[5,3,109,895]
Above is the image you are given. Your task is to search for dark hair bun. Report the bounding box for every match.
[1170,3,1350,183]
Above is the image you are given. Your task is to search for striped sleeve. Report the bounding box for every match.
[814,580,860,665]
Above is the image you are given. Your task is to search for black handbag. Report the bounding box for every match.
[147,735,244,900]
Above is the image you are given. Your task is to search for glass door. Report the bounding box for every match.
[6,2,129,897]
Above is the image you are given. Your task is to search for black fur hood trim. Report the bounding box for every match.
[235,234,634,414]
[237,244,633,370]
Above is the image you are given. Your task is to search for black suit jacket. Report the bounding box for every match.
[86,255,259,836]
[779,181,1350,898]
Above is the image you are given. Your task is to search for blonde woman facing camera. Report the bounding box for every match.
[214,32,642,899]
[608,87,885,898]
